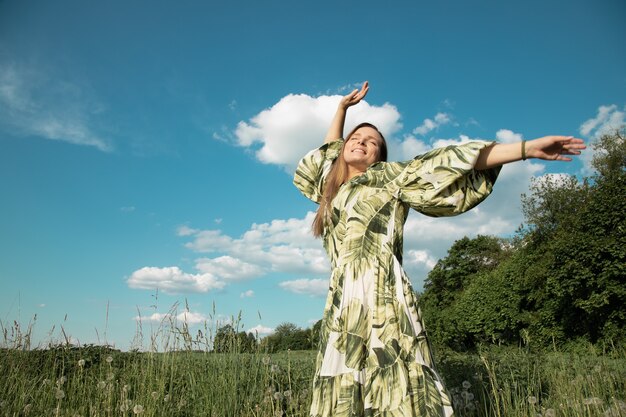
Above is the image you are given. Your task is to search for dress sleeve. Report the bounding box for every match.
[388,141,501,217]
[293,140,343,204]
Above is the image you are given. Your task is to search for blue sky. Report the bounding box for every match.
[1,0,624,350]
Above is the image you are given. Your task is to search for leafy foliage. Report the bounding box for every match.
[421,131,626,351]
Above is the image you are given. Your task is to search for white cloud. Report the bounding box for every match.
[247,324,274,335]
[177,225,199,236]
[240,290,254,298]
[413,112,452,136]
[184,212,329,276]
[579,104,625,175]
[127,266,225,294]
[120,206,135,212]
[195,256,263,281]
[579,104,625,138]
[135,311,208,325]
[0,63,111,151]
[232,93,402,171]
[279,278,329,297]
[495,129,524,144]
[405,250,438,270]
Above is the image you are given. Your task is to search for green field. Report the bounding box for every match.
[1,343,624,417]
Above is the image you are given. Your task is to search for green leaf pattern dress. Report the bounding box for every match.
[293,139,500,417]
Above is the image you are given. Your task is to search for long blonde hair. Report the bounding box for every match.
[312,123,388,237]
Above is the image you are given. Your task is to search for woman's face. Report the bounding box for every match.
[342,126,384,171]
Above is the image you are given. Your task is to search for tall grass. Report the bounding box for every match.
[1,314,624,416]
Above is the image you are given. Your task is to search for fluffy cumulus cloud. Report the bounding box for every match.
[128,212,329,294]
[278,278,329,297]
[135,310,209,325]
[247,325,274,335]
[240,290,254,298]
[413,112,452,135]
[233,93,402,171]
[578,104,625,175]
[184,211,329,276]
[579,105,625,139]
[127,266,225,294]
[0,63,111,151]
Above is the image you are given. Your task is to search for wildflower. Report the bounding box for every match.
[106,355,113,363]
[107,372,115,381]
[23,403,32,414]
[57,376,67,385]
[462,380,471,389]
[133,404,144,414]
[78,359,85,367]
[151,391,158,400]
[55,389,65,400]
[120,399,132,412]
[262,356,271,365]
[274,410,283,417]
[42,378,51,386]
[163,395,170,402]
[97,381,107,389]
[123,384,130,393]
[466,392,474,401]
[270,364,280,373]
[465,402,476,411]
[528,396,538,405]
[283,390,292,398]
[545,409,556,417]
[274,392,284,401]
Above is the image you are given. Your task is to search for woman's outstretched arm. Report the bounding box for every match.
[324,81,369,144]
[475,136,586,170]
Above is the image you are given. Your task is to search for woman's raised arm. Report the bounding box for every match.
[324,81,369,144]
[474,136,586,170]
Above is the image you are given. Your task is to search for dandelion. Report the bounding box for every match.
[164,394,170,402]
[23,403,32,414]
[274,410,283,417]
[465,402,476,411]
[274,392,284,401]
[42,378,51,386]
[462,380,471,389]
[545,409,556,417]
[133,404,144,414]
[270,364,280,373]
[283,390,292,398]
[106,355,113,363]
[262,356,271,365]
[57,376,67,385]
[151,391,158,400]
[466,392,474,401]
[528,396,538,405]
[78,359,85,367]
[55,389,65,400]
[97,381,106,389]
[120,399,132,412]
[123,384,130,393]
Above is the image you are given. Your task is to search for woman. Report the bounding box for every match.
[293,82,585,417]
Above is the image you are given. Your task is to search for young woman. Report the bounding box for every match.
[293,82,585,417]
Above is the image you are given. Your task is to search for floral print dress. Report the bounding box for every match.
[293,139,500,417]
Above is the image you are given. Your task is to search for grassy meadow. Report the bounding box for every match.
[1,318,624,417]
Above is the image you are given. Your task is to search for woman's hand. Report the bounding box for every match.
[526,136,586,161]
[324,81,369,143]
[339,81,369,110]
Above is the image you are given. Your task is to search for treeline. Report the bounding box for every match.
[420,132,625,351]
[212,321,322,353]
